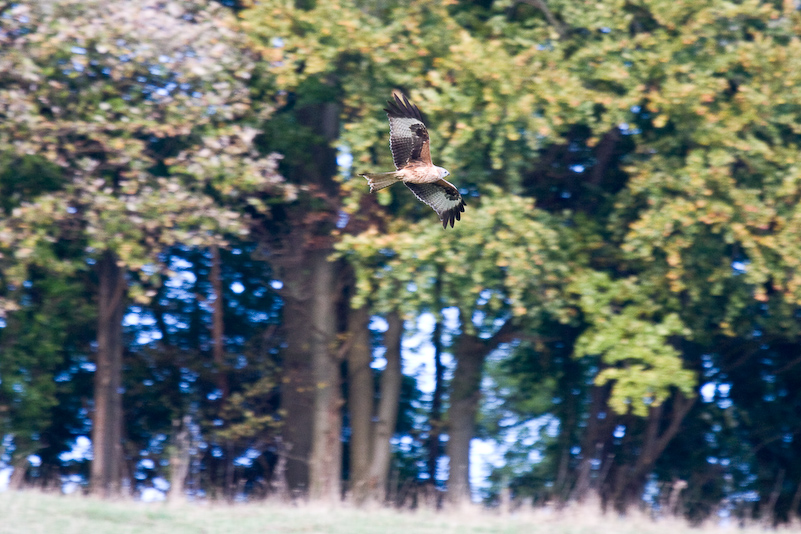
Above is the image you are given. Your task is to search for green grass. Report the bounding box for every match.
[0,491,789,534]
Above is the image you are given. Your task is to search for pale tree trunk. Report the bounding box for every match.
[790,476,801,523]
[308,250,342,502]
[346,305,372,504]
[168,415,191,504]
[8,455,28,490]
[91,250,126,497]
[366,311,403,503]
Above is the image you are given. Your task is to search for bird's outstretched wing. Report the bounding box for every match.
[405,179,466,229]
[384,93,432,170]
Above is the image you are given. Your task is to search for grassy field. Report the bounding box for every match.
[0,491,791,534]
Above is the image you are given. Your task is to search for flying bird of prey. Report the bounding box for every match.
[361,93,465,228]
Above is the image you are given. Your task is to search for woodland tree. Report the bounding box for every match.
[0,0,288,495]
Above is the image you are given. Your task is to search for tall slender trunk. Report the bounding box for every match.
[366,311,403,502]
[210,245,232,499]
[347,305,373,504]
[189,250,204,351]
[764,469,786,526]
[428,270,444,483]
[210,245,229,399]
[91,250,126,497]
[168,415,191,504]
[308,250,342,502]
[445,334,486,506]
[554,356,581,503]
[790,476,801,522]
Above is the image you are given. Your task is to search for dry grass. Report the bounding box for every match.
[0,491,794,534]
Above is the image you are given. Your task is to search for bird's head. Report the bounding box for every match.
[436,166,450,179]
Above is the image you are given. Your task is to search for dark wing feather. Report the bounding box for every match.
[384,93,432,169]
[404,179,466,229]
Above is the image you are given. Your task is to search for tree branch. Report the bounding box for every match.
[514,0,567,39]
[485,320,519,353]
[653,392,695,456]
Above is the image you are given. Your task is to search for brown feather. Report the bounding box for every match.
[369,93,464,227]
[384,93,432,168]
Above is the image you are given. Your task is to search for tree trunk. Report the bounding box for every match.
[8,455,27,490]
[308,250,342,502]
[279,249,316,494]
[790,476,801,522]
[210,245,229,399]
[445,333,486,507]
[572,383,612,502]
[91,250,126,497]
[428,272,445,483]
[168,415,191,504]
[444,320,516,507]
[272,99,340,497]
[366,311,403,502]
[346,305,373,504]
[610,392,695,510]
[224,442,236,501]
[553,356,581,504]
[763,469,785,526]
[210,245,233,500]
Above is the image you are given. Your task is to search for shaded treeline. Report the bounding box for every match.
[2,0,801,526]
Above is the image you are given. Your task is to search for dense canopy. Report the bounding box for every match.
[1,0,801,523]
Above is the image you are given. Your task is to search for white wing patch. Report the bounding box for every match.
[388,117,424,169]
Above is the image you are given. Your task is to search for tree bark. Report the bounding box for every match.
[610,392,696,509]
[572,383,612,502]
[8,455,27,490]
[790,476,801,522]
[346,305,372,504]
[168,415,191,504]
[366,311,403,502]
[445,321,517,507]
[274,99,340,497]
[308,250,342,502]
[445,334,485,506]
[91,250,126,497]
[278,244,316,494]
[553,355,581,504]
[210,245,229,399]
[209,244,233,499]
[763,469,785,526]
[428,271,445,483]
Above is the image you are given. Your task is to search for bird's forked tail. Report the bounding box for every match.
[361,172,402,193]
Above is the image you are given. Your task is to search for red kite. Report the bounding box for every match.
[361,93,465,228]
